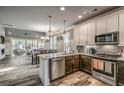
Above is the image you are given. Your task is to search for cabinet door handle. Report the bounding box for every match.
[52,57,64,61]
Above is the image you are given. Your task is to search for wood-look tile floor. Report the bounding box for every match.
[0,55,109,86]
[0,55,42,86]
[51,71,109,86]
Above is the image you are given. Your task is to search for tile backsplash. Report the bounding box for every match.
[97,45,119,53]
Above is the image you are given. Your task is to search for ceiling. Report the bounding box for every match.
[0,6,120,33]
[5,28,46,39]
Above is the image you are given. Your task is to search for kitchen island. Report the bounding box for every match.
[38,52,79,85]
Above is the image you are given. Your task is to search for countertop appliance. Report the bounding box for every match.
[92,53,121,85]
[76,45,84,53]
[95,32,119,45]
[50,57,65,80]
[89,47,96,54]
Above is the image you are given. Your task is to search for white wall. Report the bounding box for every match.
[5,37,12,56]
[44,42,50,49]
[0,27,5,60]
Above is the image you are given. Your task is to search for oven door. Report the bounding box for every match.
[92,59,104,71]
[104,61,115,77]
[92,58,116,79]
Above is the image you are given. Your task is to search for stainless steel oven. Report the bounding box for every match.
[95,32,119,44]
[92,58,117,85]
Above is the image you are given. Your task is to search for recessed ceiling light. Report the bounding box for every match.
[78,15,82,19]
[60,6,65,11]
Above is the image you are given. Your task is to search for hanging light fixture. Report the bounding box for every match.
[47,15,53,37]
[63,20,66,54]
[63,20,66,35]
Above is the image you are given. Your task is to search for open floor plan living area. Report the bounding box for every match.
[1,6,124,86]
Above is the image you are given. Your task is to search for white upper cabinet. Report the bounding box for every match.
[73,26,80,47]
[96,16,107,35]
[106,12,119,33]
[79,24,88,45]
[73,26,80,43]
[73,11,119,46]
[73,21,95,45]
[87,21,95,45]
[96,12,119,35]
[119,9,124,46]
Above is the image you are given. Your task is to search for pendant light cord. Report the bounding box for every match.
[48,15,51,33]
[64,20,66,53]
[64,20,66,35]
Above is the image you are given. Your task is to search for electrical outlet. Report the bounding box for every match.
[120,48,124,53]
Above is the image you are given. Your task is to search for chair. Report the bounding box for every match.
[31,51,37,65]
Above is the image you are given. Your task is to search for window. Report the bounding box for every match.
[13,39,20,49]
[38,40,44,49]
[26,40,32,50]
[12,38,40,55]
[19,39,26,50]
[64,32,70,52]
[53,36,57,50]
[50,37,53,49]
[41,40,45,48]
[12,38,26,55]
[32,40,38,49]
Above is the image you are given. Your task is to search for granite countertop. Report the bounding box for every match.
[38,52,79,60]
[38,52,124,62]
[117,54,124,61]
[79,53,124,62]
[38,52,96,60]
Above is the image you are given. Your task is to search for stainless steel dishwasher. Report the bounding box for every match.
[50,57,65,80]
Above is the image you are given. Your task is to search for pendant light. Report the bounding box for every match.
[63,20,66,54]
[64,20,66,35]
[47,15,53,37]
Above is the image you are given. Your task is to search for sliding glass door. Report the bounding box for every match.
[12,38,44,56]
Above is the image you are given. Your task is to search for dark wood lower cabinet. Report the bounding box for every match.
[80,55,92,74]
[117,61,124,85]
[73,59,79,71]
[65,60,73,74]
[65,55,79,75]
[65,55,92,75]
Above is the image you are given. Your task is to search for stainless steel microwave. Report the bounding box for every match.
[95,32,119,45]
